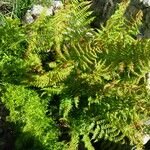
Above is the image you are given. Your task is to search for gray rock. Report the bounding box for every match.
[143,134,150,145]
[125,0,150,39]
[53,0,63,9]
[46,6,54,16]
[24,1,63,24]
[90,0,122,28]
[90,0,150,38]
[30,4,44,16]
[24,10,34,24]
[143,0,150,7]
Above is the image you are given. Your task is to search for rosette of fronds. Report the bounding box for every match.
[57,2,150,149]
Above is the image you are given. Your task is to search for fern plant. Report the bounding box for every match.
[0,1,150,150]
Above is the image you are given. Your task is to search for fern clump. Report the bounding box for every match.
[0,1,150,150]
[1,84,63,150]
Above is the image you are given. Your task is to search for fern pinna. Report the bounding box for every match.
[0,1,150,150]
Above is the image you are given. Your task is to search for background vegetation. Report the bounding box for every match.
[0,0,150,149]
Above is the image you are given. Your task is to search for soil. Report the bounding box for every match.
[0,101,14,150]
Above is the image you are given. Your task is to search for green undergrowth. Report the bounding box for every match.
[0,0,53,18]
[0,1,150,150]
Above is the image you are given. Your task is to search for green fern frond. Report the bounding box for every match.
[1,83,62,149]
[82,134,94,150]
[59,98,73,119]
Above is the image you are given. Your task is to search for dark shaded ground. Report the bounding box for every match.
[0,101,46,150]
[144,140,150,150]
[0,101,14,150]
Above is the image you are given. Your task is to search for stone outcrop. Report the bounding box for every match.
[90,0,122,28]
[90,0,150,38]
[125,0,150,38]
[24,0,63,24]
